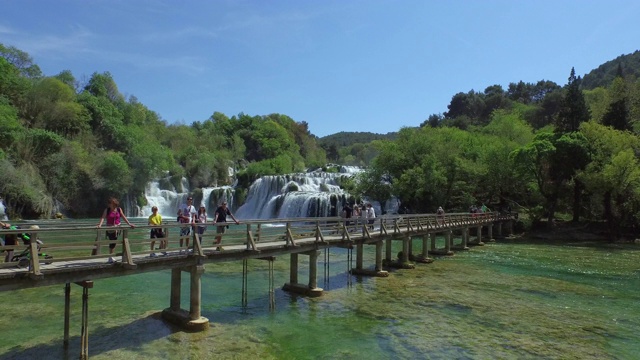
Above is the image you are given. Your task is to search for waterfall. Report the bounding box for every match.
[141,166,397,221]
[142,178,236,219]
[141,180,187,218]
[235,171,358,220]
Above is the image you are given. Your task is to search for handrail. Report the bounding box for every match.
[0,213,516,280]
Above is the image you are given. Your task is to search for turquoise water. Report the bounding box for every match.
[1,237,639,359]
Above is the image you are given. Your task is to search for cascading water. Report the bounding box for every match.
[235,167,361,220]
[141,178,236,219]
[141,166,396,221]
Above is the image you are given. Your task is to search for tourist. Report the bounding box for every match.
[212,201,239,251]
[97,197,135,263]
[148,206,165,257]
[177,196,197,253]
[196,206,207,242]
[366,203,376,229]
[342,203,353,227]
[437,206,445,225]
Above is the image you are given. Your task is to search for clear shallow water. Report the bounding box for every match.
[1,237,639,359]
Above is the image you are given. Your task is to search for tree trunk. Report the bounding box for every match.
[572,179,582,222]
[604,191,614,240]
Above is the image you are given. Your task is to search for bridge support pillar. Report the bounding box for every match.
[487,223,495,242]
[430,233,436,251]
[411,235,433,263]
[352,241,389,276]
[468,226,485,246]
[162,266,209,331]
[283,251,324,297]
[496,222,503,239]
[506,220,513,237]
[453,228,470,250]
[445,230,452,253]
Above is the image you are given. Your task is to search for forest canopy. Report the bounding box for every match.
[2,42,640,237]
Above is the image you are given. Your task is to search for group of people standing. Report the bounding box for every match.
[342,202,376,229]
[95,196,239,262]
[174,197,238,252]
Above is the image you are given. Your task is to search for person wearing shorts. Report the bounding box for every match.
[212,201,239,250]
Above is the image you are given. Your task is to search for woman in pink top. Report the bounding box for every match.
[97,197,135,262]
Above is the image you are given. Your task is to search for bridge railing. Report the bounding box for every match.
[1,212,515,275]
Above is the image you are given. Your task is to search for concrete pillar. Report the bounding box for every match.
[421,235,428,258]
[170,268,181,311]
[496,222,503,238]
[189,266,204,320]
[407,237,414,260]
[444,230,451,253]
[463,228,469,249]
[308,250,320,289]
[430,233,436,251]
[476,225,483,244]
[385,238,392,262]
[63,283,70,349]
[487,223,495,242]
[401,237,409,263]
[356,243,364,270]
[163,267,209,331]
[375,240,383,272]
[289,253,299,284]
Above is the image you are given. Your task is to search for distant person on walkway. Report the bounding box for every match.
[342,203,353,227]
[97,197,135,263]
[177,196,197,252]
[366,203,376,229]
[148,206,165,257]
[437,206,445,225]
[212,201,239,251]
[196,206,207,242]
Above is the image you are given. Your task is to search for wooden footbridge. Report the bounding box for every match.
[0,212,514,358]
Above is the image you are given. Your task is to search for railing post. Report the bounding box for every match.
[246,223,257,251]
[28,230,41,277]
[121,229,135,269]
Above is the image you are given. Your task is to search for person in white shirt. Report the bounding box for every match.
[366,203,376,230]
[177,197,197,252]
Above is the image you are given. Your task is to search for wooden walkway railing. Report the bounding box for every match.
[0,212,513,291]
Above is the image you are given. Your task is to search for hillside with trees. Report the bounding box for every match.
[2,42,640,238]
[0,43,326,218]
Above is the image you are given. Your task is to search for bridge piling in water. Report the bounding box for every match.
[282,251,323,297]
[162,266,209,331]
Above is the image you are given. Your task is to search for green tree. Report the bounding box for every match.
[556,68,590,133]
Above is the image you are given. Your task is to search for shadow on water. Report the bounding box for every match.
[0,313,176,360]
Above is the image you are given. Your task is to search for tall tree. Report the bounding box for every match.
[556,68,590,133]
[601,77,630,131]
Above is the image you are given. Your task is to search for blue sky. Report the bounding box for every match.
[1,0,639,137]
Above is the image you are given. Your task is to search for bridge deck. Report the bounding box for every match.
[0,213,511,291]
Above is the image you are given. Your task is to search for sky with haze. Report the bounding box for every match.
[1,0,639,137]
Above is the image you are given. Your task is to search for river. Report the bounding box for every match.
[0,236,638,359]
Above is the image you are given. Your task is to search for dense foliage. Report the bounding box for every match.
[3,42,640,238]
[0,44,326,218]
[350,61,640,236]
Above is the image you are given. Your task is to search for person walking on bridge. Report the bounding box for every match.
[97,197,135,263]
[212,201,239,251]
[177,196,197,253]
